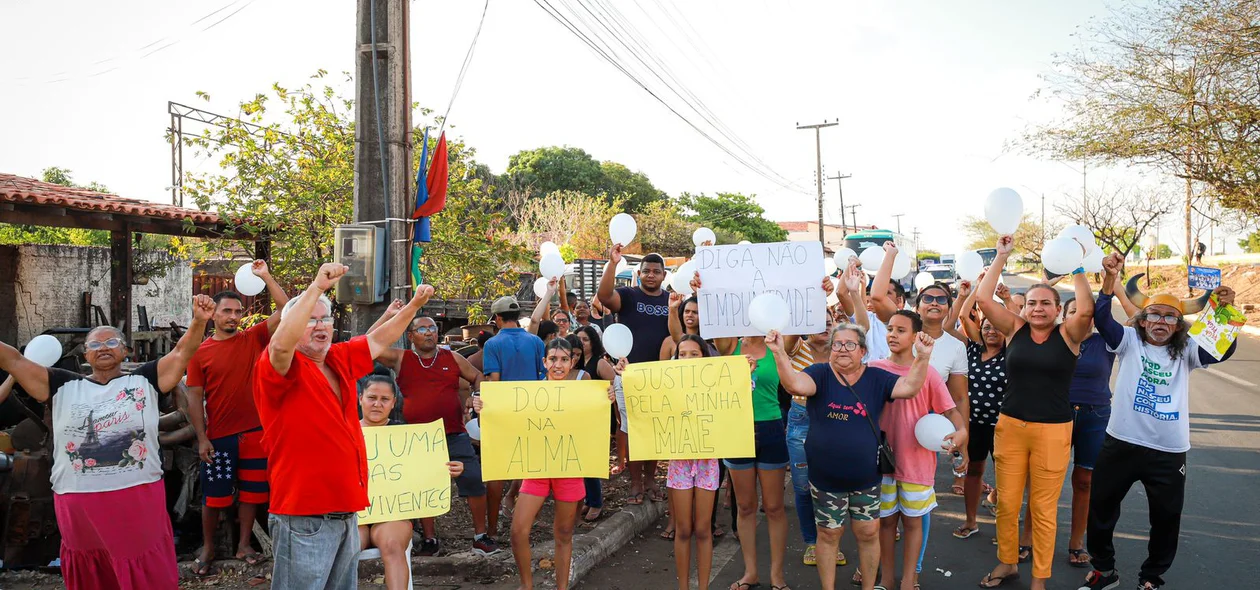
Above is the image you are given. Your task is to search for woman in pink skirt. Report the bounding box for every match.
[0,295,214,589]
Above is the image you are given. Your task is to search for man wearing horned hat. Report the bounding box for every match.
[1077,253,1238,590]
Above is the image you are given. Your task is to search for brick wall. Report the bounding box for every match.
[0,244,192,345]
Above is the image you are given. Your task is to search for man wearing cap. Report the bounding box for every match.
[484,296,546,382]
[1078,253,1238,590]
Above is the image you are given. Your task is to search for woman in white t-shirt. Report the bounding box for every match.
[0,296,213,589]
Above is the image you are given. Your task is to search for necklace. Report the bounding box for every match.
[414,349,438,369]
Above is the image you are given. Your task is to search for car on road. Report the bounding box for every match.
[922,264,958,295]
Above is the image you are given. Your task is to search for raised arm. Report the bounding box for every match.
[667,292,685,344]
[528,279,559,335]
[0,344,50,402]
[269,263,346,376]
[597,244,624,313]
[957,280,982,343]
[1063,269,1096,345]
[975,236,1023,337]
[945,280,973,342]
[367,299,405,335]
[156,295,214,393]
[367,285,436,359]
[891,333,934,399]
[869,242,900,322]
[1112,264,1139,319]
[844,262,869,332]
[1095,253,1126,348]
[253,260,291,334]
[765,331,816,396]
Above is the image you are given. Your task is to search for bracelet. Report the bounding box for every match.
[1071,267,1086,276]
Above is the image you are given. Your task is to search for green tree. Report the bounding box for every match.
[916,250,940,262]
[1156,244,1175,259]
[0,168,112,246]
[1238,230,1260,253]
[677,192,787,244]
[504,146,605,200]
[635,200,696,257]
[962,214,1062,265]
[515,190,624,260]
[599,161,666,211]
[182,71,528,301]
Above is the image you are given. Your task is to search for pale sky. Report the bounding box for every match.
[1,0,1238,255]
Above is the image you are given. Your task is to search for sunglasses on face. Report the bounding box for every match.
[305,317,335,328]
[831,341,861,352]
[920,294,949,306]
[412,326,438,334]
[1143,314,1180,325]
[86,338,123,351]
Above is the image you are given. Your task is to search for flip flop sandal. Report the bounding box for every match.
[713,525,726,538]
[236,551,267,566]
[728,583,761,590]
[850,569,862,586]
[626,492,646,505]
[951,484,965,495]
[660,529,676,540]
[978,572,1020,587]
[1067,548,1091,568]
[953,525,980,539]
[191,558,213,577]
[1018,545,1032,563]
[583,507,603,522]
[649,488,667,502]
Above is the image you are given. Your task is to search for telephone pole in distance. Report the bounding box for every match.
[827,173,851,232]
[797,120,838,245]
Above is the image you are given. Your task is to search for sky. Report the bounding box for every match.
[0,0,1241,255]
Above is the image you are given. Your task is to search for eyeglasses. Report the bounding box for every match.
[831,341,861,352]
[412,326,438,334]
[305,317,335,328]
[1143,314,1181,325]
[980,324,999,333]
[920,294,949,306]
[553,316,570,324]
[86,338,123,351]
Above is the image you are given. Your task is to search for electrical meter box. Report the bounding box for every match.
[333,225,386,304]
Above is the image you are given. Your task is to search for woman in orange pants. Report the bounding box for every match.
[973,236,1096,590]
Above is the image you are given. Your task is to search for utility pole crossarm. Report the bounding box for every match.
[796,120,838,246]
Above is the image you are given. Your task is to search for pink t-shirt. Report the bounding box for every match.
[871,358,956,486]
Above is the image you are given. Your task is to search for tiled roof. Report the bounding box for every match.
[777,221,811,231]
[0,173,221,225]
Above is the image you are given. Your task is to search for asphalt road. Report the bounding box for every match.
[575,276,1260,590]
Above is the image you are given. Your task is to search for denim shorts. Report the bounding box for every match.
[1072,403,1111,470]
[725,419,789,471]
[447,433,487,497]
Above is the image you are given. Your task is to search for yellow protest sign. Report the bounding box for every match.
[623,356,755,461]
[357,420,452,525]
[480,380,612,481]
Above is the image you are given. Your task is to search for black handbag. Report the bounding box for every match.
[836,372,897,475]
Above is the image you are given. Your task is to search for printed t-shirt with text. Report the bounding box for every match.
[802,363,899,493]
[1106,327,1204,453]
[49,362,164,494]
[614,286,671,363]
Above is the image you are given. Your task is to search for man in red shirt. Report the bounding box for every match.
[186,260,288,574]
[378,315,494,556]
[254,262,434,589]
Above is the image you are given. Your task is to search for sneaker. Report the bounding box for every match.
[802,544,817,566]
[836,549,847,566]
[1137,582,1160,590]
[1077,569,1120,590]
[472,534,501,557]
[417,537,441,557]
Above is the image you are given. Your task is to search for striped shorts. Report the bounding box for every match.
[879,476,937,518]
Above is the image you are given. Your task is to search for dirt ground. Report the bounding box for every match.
[1104,262,1260,324]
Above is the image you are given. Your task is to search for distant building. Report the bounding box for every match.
[776,221,876,255]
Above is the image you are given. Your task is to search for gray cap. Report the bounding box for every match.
[489,296,520,316]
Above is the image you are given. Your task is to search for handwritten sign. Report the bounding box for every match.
[480,380,611,480]
[358,420,452,525]
[623,356,755,460]
[694,241,827,338]
[1188,266,1222,290]
[1189,295,1245,360]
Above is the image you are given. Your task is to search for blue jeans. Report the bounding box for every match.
[1072,403,1112,470]
[584,478,603,509]
[786,403,817,545]
[269,513,360,589]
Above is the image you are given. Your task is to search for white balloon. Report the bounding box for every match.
[1058,224,1095,250]
[859,247,884,275]
[465,418,481,441]
[833,248,858,270]
[1082,246,1105,273]
[914,272,936,291]
[914,413,956,452]
[824,258,838,276]
[23,334,63,367]
[984,187,1024,235]
[748,292,790,333]
[738,240,752,245]
[955,250,984,282]
[1043,237,1086,275]
[539,241,561,257]
[673,261,696,295]
[692,227,717,247]
[609,213,637,246]
[615,258,629,275]
[533,277,550,299]
[663,270,674,290]
[890,253,913,279]
[539,253,566,280]
[603,324,634,359]
[234,263,265,296]
[826,277,841,306]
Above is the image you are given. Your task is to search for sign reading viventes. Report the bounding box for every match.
[694,241,827,339]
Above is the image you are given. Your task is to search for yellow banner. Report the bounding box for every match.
[357,420,453,525]
[623,356,755,460]
[480,380,612,480]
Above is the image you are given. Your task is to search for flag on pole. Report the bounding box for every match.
[410,129,432,289]
[415,132,449,217]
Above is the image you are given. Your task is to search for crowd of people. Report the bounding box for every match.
[0,231,1240,590]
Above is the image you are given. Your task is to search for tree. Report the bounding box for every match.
[962,214,1062,265]
[1238,230,1260,253]
[182,71,528,301]
[501,146,667,213]
[1055,186,1177,257]
[916,250,940,262]
[0,168,112,246]
[514,190,624,260]
[634,200,696,257]
[677,192,788,244]
[599,161,666,211]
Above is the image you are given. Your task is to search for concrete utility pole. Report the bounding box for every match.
[827,173,851,232]
[796,120,838,244]
[846,204,861,229]
[891,213,904,235]
[352,0,412,335]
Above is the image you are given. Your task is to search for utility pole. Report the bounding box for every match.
[827,173,851,232]
[891,213,905,235]
[352,0,412,335]
[846,204,861,229]
[797,120,838,245]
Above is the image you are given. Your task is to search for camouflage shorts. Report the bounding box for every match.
[810,483,881,529]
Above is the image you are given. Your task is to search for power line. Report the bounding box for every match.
[438,0,490,134]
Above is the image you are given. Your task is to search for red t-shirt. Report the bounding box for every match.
[396,349,466,434]
[254,336,374,515]
[186,323,270,439]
